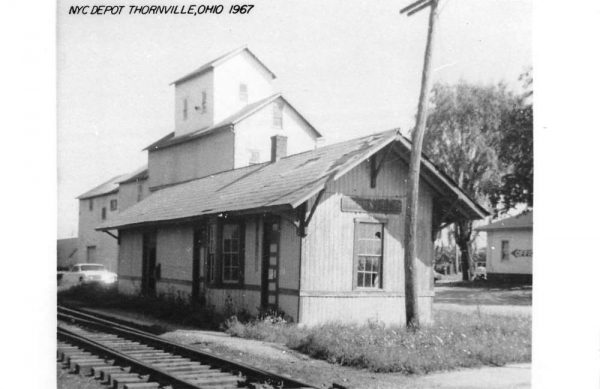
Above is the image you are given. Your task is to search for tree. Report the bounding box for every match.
[423,81,517,280]
[489,69,533,212]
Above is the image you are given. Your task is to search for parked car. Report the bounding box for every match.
[472,266,487,280]
[433,270,443,283]
[59,263,117,286]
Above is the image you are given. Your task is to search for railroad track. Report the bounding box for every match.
[57,305,317,389]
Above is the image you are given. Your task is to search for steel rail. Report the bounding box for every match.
[58,326,209,389]
[57,304,316,388]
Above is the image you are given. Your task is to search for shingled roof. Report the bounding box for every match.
[144,94,321,151]
[98,129,488,231]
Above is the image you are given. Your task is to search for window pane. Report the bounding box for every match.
[365,273,372,287]
[355,222,383,289]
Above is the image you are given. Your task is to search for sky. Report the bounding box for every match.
[57,0,532,238]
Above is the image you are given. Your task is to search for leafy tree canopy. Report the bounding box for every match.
[423,80,517,203]
[489,69,533,212]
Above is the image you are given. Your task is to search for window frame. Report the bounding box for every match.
[110,199,118,211]
[352,218,386,290]
[183,97,188,120]
[89,199,93,211]
[501,240,510,261]
[137,181,143,202]
[101,207,107,220]
[206,219,245,287]
[201,90,207,113]
[273,101,283,129]
[239,83,248,104]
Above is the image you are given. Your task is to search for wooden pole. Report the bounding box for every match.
[403,0,439,329]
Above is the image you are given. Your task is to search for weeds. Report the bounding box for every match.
[58,283,222,329]
[224,310,531,374]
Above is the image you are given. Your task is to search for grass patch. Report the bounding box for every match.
[58,283,223,329]
[225,310,531,374]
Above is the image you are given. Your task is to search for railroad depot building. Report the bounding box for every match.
[476,211,533,284]
[87,47,486,325]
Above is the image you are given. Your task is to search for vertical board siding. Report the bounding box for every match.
[243,217,261,286]
[300,156,435,325]
[277,214,301,291]
[156,226,194,281]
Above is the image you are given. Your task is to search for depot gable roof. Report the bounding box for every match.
[99,129,488,231]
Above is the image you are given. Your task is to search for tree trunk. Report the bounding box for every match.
[454,219,473,281]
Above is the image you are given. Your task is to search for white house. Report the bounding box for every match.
[476,211,533,283]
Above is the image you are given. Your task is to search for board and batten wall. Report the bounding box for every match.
[299,156,434,326]
[115,214,302,322]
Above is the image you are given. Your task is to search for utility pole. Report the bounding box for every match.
[400,0,439,329]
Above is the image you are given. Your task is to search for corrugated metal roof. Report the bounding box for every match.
[99,129,488,231]
[171,46,276,85]
[144,94,321,151]
[476,211,533,231]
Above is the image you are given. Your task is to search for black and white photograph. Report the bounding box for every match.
[4,0,600,388]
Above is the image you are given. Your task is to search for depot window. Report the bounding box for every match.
[353,220,384,289]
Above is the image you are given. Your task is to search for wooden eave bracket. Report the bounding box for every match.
[103,230,119,241]
[297,188,326,237]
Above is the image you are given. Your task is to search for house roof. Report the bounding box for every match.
[77,174,125,200]
[144,94,322,151]
[99,129,488,231]
[171,46,276,85]
[476,211,533,231]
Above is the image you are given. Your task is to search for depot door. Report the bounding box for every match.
[141,231,157,296]
[192,226,206,303]
[261,217,280,310]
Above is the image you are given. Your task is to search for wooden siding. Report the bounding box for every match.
[243,217,262,287]
[156,225,194,281]
[148,130,235,189]
[299,155,434,325]
[115,214,301,321]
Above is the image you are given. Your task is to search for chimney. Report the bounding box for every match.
[270,135,287,162]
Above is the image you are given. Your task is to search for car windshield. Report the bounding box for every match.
[79,265,105,271]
